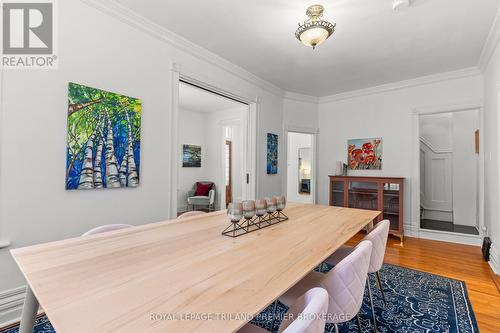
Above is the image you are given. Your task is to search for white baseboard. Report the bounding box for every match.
[0,286,26,328]
[404,224,482,246]
[489,244,499,275]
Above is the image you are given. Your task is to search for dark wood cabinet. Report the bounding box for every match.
[329,175,404,244]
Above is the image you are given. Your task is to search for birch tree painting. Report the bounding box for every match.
[66,83,142,190]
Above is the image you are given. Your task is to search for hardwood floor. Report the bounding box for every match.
[347,234,500,333]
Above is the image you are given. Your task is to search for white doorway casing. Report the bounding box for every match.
[283,126,318,204]
[411,101,484,246]
[170,63,259,218]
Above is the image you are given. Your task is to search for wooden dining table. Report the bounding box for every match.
[11,203,380,333]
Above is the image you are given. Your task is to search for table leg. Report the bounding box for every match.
[19,286,39,333]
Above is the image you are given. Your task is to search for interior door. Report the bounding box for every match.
[225,140,232,207]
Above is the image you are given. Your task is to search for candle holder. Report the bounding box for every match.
[275,195,288,221]
[222,197,288,238]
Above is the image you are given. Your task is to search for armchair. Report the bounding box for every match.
[187,182,216,212]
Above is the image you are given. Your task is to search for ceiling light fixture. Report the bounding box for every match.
[295,4,336,49]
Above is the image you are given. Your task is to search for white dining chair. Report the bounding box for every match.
[324,219,390,331]
[278,240,373,333]
[82,224,133,236]
[238,287,329,333]
[177,211,207,219]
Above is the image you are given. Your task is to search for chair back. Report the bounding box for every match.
[319,240,372,323]
[178,211,207,219]
[278,287,329,333]
[364,219,390,273]
[82,224,133,236]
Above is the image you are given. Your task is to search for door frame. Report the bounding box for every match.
[218,118,244,209]
[411,100,484,246]
[170,63,259,217]
[282,125,319,204]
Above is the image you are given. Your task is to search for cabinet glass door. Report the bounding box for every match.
[348,181,378,210]
[331,181,344,207]
[383,183,400,230]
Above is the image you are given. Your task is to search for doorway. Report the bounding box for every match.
[176,81,248,214]
[225,140,232,208]
[418,109,479,235]
[286,132,315,204]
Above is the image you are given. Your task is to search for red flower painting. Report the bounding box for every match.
[347,138,382,170]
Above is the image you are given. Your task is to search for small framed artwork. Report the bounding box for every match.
[183,144,201,167]
[347,138,382,170]
[267,133,278,174]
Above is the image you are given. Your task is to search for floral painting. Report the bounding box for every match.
[347,138,382,170]
[267,133,278,174]
[183,144,201,167]
[66,83,142,190]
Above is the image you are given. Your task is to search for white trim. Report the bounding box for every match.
[283,92,320,104]
[478,8,500,72]
[406,226,482,246]
[0,286,26,328]
[489,244,499,275]
[0,240,11,249]
[80,0,285,98]
[319,68,481,104]
[169,62,180,218]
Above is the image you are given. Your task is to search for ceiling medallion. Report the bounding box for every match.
[295,4,336,49]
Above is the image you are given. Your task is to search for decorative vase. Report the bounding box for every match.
[227,202,243,223]
[255,199,268,216]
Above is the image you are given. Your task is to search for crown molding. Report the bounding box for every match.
[478,8,500,72]
[318,67,481,104]
[80,0,285,98]
[283,91,319,104]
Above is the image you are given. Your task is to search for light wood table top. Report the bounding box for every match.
[11,203,380,333]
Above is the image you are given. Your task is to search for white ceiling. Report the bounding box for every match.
[179,83,244,113]
[115,0,500,97]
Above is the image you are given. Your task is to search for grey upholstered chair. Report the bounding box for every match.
[187,181,216,211]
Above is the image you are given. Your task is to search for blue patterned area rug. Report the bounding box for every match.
[0,264,478,333]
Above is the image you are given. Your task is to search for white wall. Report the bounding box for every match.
[452,110,479,227]
[482,31,500,271]
[283,98,319,130]
[420,113,453,152]
[177,109,210,212]
[317,75,483,234]
[287,132,313,204]
[0,0,287,324]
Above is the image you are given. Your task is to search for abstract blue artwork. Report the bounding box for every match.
[267,133,278,175]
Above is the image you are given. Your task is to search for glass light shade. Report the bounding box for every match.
[299,27,329,48]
